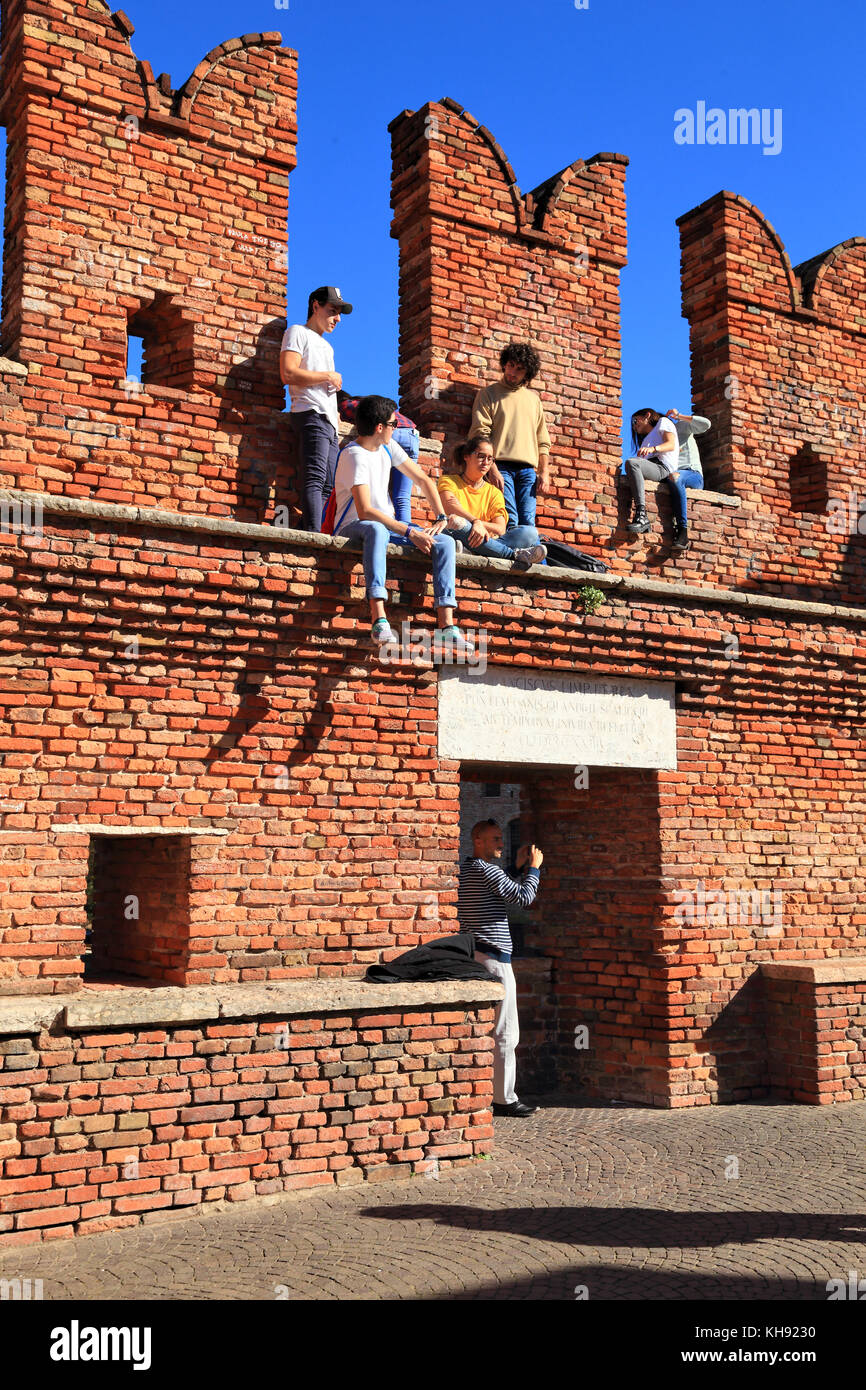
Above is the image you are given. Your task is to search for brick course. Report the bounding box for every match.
[0,1002,496,1244]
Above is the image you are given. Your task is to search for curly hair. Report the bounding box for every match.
[500,341,541,383]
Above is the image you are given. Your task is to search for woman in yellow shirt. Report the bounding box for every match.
[438,436,547,569]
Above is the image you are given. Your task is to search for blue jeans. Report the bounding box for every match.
[297,410,338,532]
[445,521,540,561]
[667,468,703,526]
[391,426,419,461]
[498,465,537,527]
[389,427,419,525]
[338,519,457,610]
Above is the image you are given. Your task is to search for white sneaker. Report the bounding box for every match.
[512,543,547,570]
[371,620,398,646]
[434,626,474,658]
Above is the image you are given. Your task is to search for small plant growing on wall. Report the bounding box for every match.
[578,584,606,616]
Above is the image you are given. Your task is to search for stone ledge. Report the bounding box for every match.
[3,487,865,624]
[763,959,866,985]
[0,357,28,378]
[0,999,62,1036]
[59,978,504,1031]
[643,478,741,508]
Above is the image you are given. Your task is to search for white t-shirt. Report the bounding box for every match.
[280,323,338,432]
[641,416,679,475]
[333,439,412,533]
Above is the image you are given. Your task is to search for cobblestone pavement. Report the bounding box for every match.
[3,1099,866,1301]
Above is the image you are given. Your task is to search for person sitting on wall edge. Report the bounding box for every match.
[339,393,420,529]
[327,393,473,656]
[438,435,547,570]
[623,407,682,546]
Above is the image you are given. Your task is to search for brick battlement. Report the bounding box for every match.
[0,30,863,595]
[678,192,866,505]
[0,0,297,523]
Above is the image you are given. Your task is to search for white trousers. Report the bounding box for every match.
[477,953,519,1105]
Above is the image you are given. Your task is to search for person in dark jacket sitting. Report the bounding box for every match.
[457,819,543,1118]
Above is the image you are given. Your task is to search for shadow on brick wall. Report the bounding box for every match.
[217,320,293,525]
[705,972,770,1101]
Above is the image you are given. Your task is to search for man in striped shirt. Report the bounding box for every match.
[458,819,543,1117]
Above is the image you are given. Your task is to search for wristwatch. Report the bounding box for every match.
[434,513,446,523]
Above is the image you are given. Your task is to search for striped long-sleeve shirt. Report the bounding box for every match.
[457,857,541,955]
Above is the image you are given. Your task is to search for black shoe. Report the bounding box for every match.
[627,506,651,534]
[671,521,690,551]
[492,1100,539,1117]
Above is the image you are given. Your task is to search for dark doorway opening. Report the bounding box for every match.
[459,762,669,1104]
[85,833,192,984]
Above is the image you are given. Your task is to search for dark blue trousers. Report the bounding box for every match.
[298,410,338,532]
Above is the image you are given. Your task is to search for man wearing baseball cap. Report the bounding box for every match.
[280,287,353,531]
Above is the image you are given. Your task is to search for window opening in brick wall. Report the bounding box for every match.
[125,332,144,393]
[126,293,195,390]
[85,834,192,985]
[788,444,829,515]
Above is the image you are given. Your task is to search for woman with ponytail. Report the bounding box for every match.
[438,437,547,570]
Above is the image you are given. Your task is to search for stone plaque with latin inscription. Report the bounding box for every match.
[438,669,677,768]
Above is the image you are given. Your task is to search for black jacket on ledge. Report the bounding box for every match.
[365,932,492,983]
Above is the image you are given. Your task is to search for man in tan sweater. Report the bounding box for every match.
[470,342,551,527]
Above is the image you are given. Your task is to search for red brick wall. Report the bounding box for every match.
[658,706,866,1105]
[766,977,866,1104]
[513,957,557,1093]
[0,0,297,518]
[0,1004,496,1245]
[1,41,862,599]
[678,193,866,599]
[814,984,866,1103]
[765,977,815,1101]
[521,768,673,1105]
[0,514,467,994]
[0,0,865,1166]
[464,707,866,1108]
[2,512,865,1022]
[389,98,628,552]
[388,104,866,604]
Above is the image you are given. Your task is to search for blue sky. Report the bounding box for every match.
[2,0,864,445]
